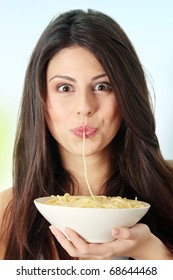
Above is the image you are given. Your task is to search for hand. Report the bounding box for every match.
[49,223,171,260]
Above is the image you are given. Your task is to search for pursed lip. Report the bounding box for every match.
[70,126,97,138]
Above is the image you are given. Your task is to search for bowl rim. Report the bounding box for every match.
[34,196,150,211]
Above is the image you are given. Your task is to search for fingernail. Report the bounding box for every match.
[49,225,55,234]
[112,228,120,236]
[64,227,70,235]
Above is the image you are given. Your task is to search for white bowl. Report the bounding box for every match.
[34,196,150,243]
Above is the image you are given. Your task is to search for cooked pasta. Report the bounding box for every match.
[43,193,146,208]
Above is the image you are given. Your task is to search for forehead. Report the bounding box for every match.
[47,46,105,75]
[50,45,96,60]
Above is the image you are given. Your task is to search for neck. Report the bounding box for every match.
[59,147,112,196]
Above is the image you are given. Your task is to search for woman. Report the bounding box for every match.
[0,9,173,260]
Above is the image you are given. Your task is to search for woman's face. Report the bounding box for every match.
[46,46,122,158]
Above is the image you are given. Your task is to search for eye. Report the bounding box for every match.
[94,82,112,92]
[56,84,72,93]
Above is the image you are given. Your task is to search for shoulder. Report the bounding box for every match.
[167,160,173,167]
[0,187,13,259]
[0,187,13,212]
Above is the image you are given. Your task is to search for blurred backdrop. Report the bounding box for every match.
[0,0,173,191]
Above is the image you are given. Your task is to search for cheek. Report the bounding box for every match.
[46,105,62,138]
[107,100,122,122]
[47,102,66,124]
[106,102,122,136]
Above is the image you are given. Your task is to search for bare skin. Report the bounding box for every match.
[49,224,173,260]
[0,188,12,259]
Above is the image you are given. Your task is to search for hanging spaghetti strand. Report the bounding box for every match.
[82,118,101,206]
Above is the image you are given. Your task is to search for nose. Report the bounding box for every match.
[76,93,96,117]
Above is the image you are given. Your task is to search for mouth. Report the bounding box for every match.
[70,126,97,138]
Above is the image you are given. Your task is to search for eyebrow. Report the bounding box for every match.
[48,73,107,83]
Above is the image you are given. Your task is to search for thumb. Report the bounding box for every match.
[112,227,131,240]
[112,224,150,240]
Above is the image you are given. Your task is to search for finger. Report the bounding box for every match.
[64,227,91,255]
[129,223,150,240]
[112,227,131,239]
[112,224,150,240]
[65,228,114,258]
[49,225,71,243]
[49,226,77,257]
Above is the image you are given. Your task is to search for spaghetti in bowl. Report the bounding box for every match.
[34,194,150,243]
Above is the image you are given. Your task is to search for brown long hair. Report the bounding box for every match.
[3,9,173,259]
